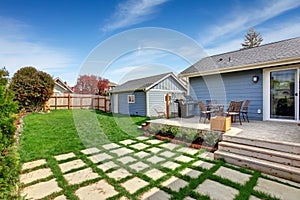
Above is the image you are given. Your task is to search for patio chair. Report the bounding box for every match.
[198,100,213,124]
[241,100,251,122]
[154,108,165,118]
[224,100,244,125]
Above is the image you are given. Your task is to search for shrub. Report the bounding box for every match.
[0,68,19,199]
[10,66,55,112]
[147,123,162,134]
[203,131,221,146]
[184,128,199,142]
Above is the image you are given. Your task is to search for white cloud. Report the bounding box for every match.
[200,0,300,46]
[0,16,77,85]
[102,0,169,32]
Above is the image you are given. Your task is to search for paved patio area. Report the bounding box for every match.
[149,117,300,144]
[20,137,300,200]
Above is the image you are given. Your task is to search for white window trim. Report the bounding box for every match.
[128,95,135,104]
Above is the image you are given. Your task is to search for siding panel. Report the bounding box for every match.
[153,76,186,91]
[189,69,263,120]
[117,92,146,116]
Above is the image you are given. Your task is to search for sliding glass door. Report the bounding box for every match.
[270,69,298,120]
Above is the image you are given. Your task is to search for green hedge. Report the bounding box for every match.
[0,68,19,199]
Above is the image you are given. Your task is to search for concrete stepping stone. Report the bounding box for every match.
[195,179,239,200]
[22,159,47,171]
[177,147,199,155]
[129,161,149,172]
[184,196,196,200]
[20,168,52,185]
[107,168,132,181]
[146,155,165,164]
[118,156,136,164]
[81,147,100,155]
[136,136,149,140]
[58,159,86,173]
[160,143,180,150]
[159,151,176,158]
[161,161,180,170]
[198,152,214,160]
[180,168,202,179]
[162,176,188,192]
[254,178,300,200]
[192,160,214,170]
[21,179,62,199]
[119,196,130,200]
[134,151,150,158]
[121,177,149,194]
[249,196,262,200]
[97,161,118,172]
[88,152,113,163]
[111,147,134,157]
[147,147,162,154]
[64,168,99,185]
[130,143,149,150]
[214,166,251,185]
[144,168,166,181]
[140,187,171,199]
[174,155,194,163]
[55,152,76,161]
[119,139,136,145]
[102,143,120,150]
[54,195,68,200]
[75,179,118,199]
[146,139,163,144]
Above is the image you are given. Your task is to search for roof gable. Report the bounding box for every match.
[54,77,74,93]
[180,36,300,76]
[111,72,186,93]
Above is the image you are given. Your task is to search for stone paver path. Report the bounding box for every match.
[20,137,300,200]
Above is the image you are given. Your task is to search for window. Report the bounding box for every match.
[128,95,135,103]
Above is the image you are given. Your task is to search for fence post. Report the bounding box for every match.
[68,94,71,109]
[97,96,100,110]
[55,96,57,110]
[104,97,107,112]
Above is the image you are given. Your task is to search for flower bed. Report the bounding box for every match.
[144,123,222,152]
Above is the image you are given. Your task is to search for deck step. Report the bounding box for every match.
[214,150,300,183]
[218,141,300,167]
[222,134,300,155]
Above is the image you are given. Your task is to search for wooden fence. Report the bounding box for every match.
[47,94,110,112]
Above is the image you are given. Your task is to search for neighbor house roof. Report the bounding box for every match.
[180,36,300,77]
[54,77,74,93]
[111,72,186,93]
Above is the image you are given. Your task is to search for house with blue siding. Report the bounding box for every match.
[110,72,187,117]
[179,36,300,122]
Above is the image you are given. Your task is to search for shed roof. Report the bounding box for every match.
[111,72,186,93]
[180,36,300,77]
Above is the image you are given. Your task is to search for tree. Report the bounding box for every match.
[97,77,109,96]
[0,67,19,199]
[10,66,55,112]
[73,75,110,95]
[241,27,263,49]
[73,75,98,94]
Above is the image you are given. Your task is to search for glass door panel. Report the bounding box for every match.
[270,69,296,120]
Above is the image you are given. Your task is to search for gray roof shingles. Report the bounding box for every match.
[180,36,300,76]
[111,72,172,92]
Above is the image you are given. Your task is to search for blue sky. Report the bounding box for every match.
[1,0,300,85]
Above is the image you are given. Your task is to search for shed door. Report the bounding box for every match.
[114,94,118,113]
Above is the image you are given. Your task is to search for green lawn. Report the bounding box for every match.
[19,109,149,162]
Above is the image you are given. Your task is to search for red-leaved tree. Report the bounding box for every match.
[97,77,109,96]
[73,75,110,95]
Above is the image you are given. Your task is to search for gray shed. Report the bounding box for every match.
[110,72,187,117]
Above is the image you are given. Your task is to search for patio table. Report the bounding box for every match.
[208,104,229,116]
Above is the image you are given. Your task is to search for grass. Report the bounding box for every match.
[18,110,299,200]
[19,109,148,162]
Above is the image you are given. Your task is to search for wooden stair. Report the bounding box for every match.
[214,134,300,183]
